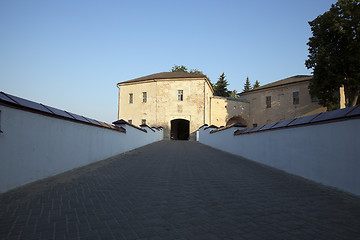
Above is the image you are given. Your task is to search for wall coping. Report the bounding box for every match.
[234,105,360,136]
[112,119,147,132]
[152,126,163,130]
[210,122,247,133]
[0,91,126,133]
[198,124,208,129]
[140,124,156,132]
[204,125,218,130]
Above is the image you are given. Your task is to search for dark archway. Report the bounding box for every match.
[170,119,190,140]
[226,116,247,127]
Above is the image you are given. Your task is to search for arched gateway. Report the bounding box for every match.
[170,119,190,140]
[226,116,247,126]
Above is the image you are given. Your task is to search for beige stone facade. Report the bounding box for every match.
[117,73,327,139]
[239,75,327,127]
[117,72,211,140]
[210,96,249,127]
[117,72,247,140]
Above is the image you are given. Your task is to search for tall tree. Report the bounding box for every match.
[214,73,230,97]
[305,0,360,109]
[253,80,260,89]
[243,77,251,92]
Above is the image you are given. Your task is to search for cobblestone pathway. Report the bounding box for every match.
[1,141,360,240]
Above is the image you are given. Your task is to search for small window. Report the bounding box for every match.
[128,120,132,124]
[293,91,299,105]
[178,90,183,101]
[129,93,133,104]
[142,92,147,103]
[142,119,146,125]
[253,123,258,127]
[266,96,271,108]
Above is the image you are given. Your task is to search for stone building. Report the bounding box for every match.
[239,75,327,127]
[116,72,247,140]
[117,73,327,140]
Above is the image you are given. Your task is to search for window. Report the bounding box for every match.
[128,120,132,124]
[293,91,299,105]
[266,96,271,108]
[142,92,147,103]
[178,90,183,101]
[129,93,133,104]
[253,123,258,127]
[142,119,146,125]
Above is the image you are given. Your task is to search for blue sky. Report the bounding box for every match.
[0,0,336,123]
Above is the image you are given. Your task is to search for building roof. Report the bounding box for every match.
[118,72,207,85]
[241,75,312,94]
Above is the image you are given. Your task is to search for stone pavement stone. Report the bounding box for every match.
[0,140,360,240]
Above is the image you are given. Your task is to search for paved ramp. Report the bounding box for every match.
[1,141,360,239]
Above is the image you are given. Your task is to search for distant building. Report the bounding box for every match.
[239,75,327,127]
[116,72,247,140]
[117,73,328,140]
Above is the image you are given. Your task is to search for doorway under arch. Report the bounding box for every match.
[170,119,190,140]
[226,116,247,127]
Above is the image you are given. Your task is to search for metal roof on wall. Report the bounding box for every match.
[0,91,125,133]
[232,105,360,136]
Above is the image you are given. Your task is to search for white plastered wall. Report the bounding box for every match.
[199,119,360,196]
[0,105,163,193]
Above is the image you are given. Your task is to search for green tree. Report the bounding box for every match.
[229,90,240,98]
[214,73,230,97]
[305,0,360,109]
[170,65,211,86]
[243,77,251,92]
[171,65,206,76]
[189,69,204,76]
[171,65,188,72]
[253,80,260,89]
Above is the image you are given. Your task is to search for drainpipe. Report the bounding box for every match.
[209,97,212,125]
[156,81,158,124]
[204,80,206,125]
[116,84,120,120]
